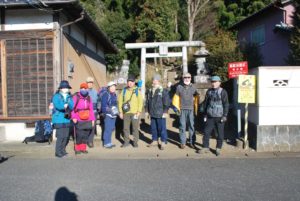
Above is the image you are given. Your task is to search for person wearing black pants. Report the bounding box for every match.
[51,80,74,158]
[199,75,229,156]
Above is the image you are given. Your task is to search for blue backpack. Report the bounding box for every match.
[97,87,109,114]
[34,120,53,143]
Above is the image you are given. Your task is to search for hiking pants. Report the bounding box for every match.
[150,117,167,143]
[103,115,116,146]
[55,127,69,155]
[203,117,225,149]
[179,109,195,145]
[88,111,97,144]
[123,113,139,145]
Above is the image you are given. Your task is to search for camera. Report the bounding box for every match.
[64,107,71,119]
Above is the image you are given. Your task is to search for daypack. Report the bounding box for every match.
[122,87,138,101]
[206,88,223,117]
[23,120,53,144]
[74,93,91,120]
[96,87,109,114]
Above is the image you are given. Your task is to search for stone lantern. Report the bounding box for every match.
[193,45,210,84]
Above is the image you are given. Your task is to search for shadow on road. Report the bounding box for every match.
[55,187,78,201]
[0,154,14,164]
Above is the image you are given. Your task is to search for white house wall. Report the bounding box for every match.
[249,67,300,126]
[6,9,53,24]
[2,9,54,31]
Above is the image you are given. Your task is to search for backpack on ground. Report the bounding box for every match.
[22,120,53,144]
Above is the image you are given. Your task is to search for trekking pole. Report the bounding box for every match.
[73,124,77,153]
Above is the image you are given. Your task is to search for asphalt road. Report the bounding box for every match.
[0,157,300,201]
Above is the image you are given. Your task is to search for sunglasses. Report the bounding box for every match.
[183,77,191,79]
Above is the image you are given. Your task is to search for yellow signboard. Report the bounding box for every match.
[238,75,256,103]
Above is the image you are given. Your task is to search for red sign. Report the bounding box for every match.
[228,61,248,78]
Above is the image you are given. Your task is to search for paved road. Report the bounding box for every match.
[0,157,300,201]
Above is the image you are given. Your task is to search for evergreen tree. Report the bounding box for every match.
[288,0,300,65]
[205,29,243,81]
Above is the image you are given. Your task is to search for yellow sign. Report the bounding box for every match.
[238,75,256,103]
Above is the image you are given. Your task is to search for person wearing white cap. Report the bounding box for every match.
[145,74,170,150]
[175,72,198,149]
[86,76,98,148]
[199,75,229,156]
[101,81,118,148]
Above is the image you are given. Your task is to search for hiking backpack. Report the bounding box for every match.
[34,120,53,142]
[206,88,223,117]
[96,87,109,114]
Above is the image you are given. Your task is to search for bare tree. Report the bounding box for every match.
[186,0,210,41]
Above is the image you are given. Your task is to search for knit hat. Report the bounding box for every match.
[211,76,221,82]
[86,76,94,83]
[152,74,161,81]
[80,82,88,89]
[58,80,72,89]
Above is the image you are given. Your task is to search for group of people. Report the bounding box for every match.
[51,72,229,158]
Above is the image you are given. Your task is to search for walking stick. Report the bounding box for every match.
[73,124,77,152]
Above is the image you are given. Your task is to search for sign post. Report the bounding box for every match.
[228,61,249,147]
[238,74,256,149]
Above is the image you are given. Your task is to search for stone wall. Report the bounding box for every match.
[249,123,300,152]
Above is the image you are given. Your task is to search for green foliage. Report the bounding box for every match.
[240,42,263,69]
[218,0,272,28]
[134,0,179,42]
[288,0,300,65]
[128,57,140,77]
[205,29,243,81]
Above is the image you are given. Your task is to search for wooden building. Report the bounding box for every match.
[0,0,117,141]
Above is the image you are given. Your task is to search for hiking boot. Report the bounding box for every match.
[121,143,130,148]
[87,142,94,148]
[75,151,81,155]
[81,150,88,154]
[104,144,116,149]
[133,143,138,148]
[216,148,221,156]
[147,141,158,148]
[198,148,209,154]
[180,144,185,149]
[55,153,64,158]
[159,143,165,150]
[189,143,196,149]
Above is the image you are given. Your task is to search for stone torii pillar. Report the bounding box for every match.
[125,41,206,97]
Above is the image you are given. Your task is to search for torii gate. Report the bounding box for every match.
[125,41,206,96]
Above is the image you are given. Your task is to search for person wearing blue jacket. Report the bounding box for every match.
[101,81,118,149]
[52,80,74,158]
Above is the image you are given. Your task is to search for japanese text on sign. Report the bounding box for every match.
[238,75,256,103]
[228,61,248,78]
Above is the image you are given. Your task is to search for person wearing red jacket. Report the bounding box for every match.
[71,83,95,154]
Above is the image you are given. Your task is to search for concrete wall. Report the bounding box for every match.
[248,66,300,151]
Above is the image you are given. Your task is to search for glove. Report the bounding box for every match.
[203,115,207,122]
[221,116,227,123]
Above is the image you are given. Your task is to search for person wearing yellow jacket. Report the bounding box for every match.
[118,74,143,148]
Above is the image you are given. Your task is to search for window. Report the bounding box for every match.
[4,38,53,117]
[251,25,265,45]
